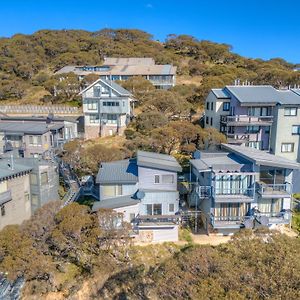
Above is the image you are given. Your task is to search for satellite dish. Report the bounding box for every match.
[244,218,254,229]
[136,190,145,200]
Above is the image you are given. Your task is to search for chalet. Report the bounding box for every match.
[92,151,182,242]
[80,79,134,139]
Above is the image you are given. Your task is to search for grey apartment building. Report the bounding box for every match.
[204,86,300,162]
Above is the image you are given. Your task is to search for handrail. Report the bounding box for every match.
[221,115,273,123]
[256,182,291,194]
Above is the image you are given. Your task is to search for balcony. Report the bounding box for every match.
[134,214,180,227]
[226,133,250,144]
[256,182,291,198]
[259,211,291,224]
[194,186,211,199]
[0,190,12,205]
[213,188,254,203]
[211,214,244,229]
[220,115,273,126]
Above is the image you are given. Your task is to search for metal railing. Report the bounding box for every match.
[194,186,211,198]
[213,187,254,197]
[256,182,291,195]
[220,115,273,124]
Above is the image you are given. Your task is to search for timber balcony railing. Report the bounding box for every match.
[0,190,12,205]
[256,182,291,198]
[213,188,254,200]
[220,115,273,126]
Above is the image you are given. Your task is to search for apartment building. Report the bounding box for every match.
[92,151,182,242]
[55,57,176,90]
[0,155,59,229]
[204,86,300,162]
[190,144,298,235]
[80,79,134,139]
[0,117,78,157]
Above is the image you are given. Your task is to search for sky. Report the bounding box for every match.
[0,0,300,63]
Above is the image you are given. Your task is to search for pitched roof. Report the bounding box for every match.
[211,88,231,99]
[221,86,300,105]
[137,151,182,172]
[0,122,51,135]
[79,78,131,96]
[103,57,155,66]
[0,159,32,181]
[221,144,300,169]
[92,195,140,211]
[96,159,138,184]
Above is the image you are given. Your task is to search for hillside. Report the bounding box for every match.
[0,29,300,105]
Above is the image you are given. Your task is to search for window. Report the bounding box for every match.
[41,172,48,185]
[153,204,162,215]
[206,102,209,110]
[93,86,101,97]
[37,136,42,145]
[206,116,209,124]
[247,126,260,133]
[281,143,294,153]
[107,114,118,124]
[210,117,213,126]
[1,205,5,216]
[162,174,174,184]
[31,194,39,207]
[28,136,42,146]
[103,101,120,107]
[129,213,135,221]
[29,136,33,145]
[88,100,98,110]
[169,203,175,213]
[30,173,38,185]
[90,115,100,124]
[223,102,230,111]
[146,204,153,215]
[248,107,271,117]
[102,185,123,197]
[292,125,300,135]
[154,175,160,184]
[211,102,214,110]
[220,125,226,133]
[284,107,297,116]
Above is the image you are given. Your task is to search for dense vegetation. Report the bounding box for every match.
[0,29,300,104]
[0,202,299,299]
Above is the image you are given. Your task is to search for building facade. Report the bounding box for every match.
[190,144,298,235]
[80,79,134,139]
[55,57,176,90]
[204,86,300,162]
[92,151,182,242]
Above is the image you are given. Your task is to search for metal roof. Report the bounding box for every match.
[221,144,300,169]
[0,115,79,123]
[0,122,51,135]
[222,86,300,105]
[0,159,32,181]
[291,89,300,96]
[56,64,177,76]
[211,88,231,99]
[137,151,182,172]
[79,79,132,96]
[103,57,155,66]
[96,159,138,184]
[190,152,251,173]
[92,195,140,211]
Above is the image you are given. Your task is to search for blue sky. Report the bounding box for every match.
[1,0,300,63]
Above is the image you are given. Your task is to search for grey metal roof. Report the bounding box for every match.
[291,89,300,96]
[96,159,138,184]
[0,122,51,135]
[211,88,231,99]
[0,115,79,123]
[223,86,300,105]
[80,79,131,96]
[104,57,155,66]
[0,159,32,181]
[137,151,182,172]
[191,152,251,173]
[92,195,140,211]
[221,144,300,169]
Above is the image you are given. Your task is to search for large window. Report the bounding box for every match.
[292,125,300,135]
[146,203,162,215]
[146,204,153,215]
[258,198,283,215]
[30,173,38,185]
[223,102,230,111]
[214,203,249,221]
[281,143,294,153]
[88,100,98,110]
[102,185,122,197]
[246,126,260,133]
[103,101,120,107]
[107,114,118,124]
[248,107,271,116]
[214,175,250,195]
[28,135,42,146]
[284,107,297,116]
